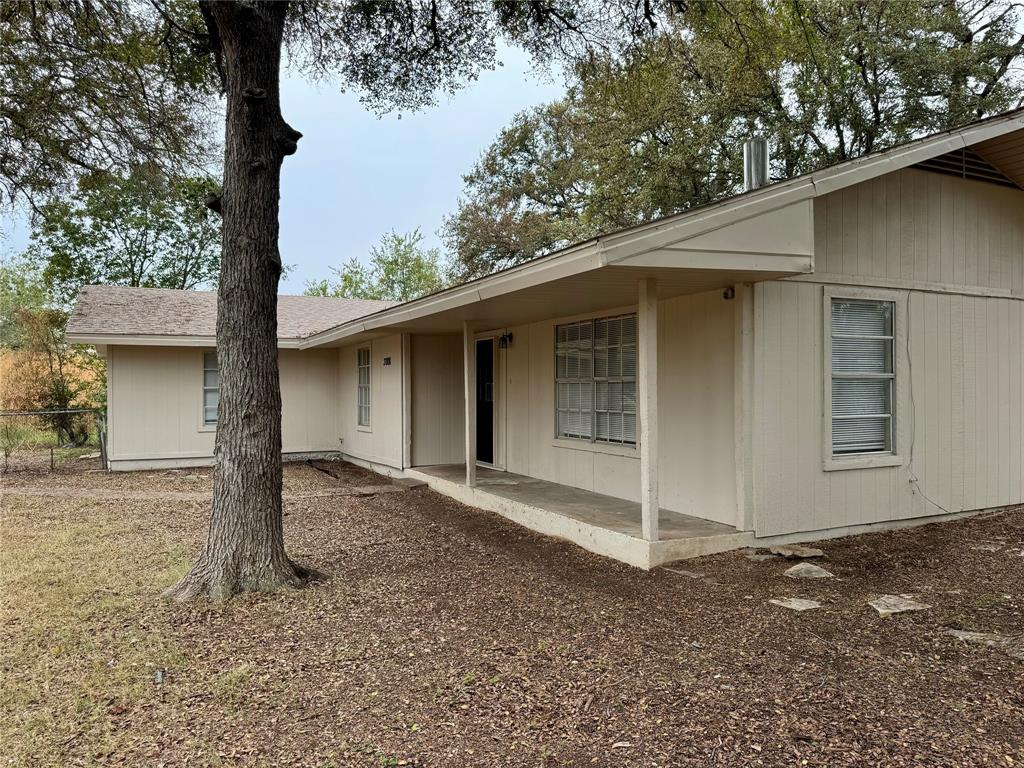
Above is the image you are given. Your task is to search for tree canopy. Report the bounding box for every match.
[0,0,218,208]
[305,229,448,302]
[445,0,1024,280]
[25,168,221,304]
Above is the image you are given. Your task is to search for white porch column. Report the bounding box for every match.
[638,277,658,541]
[463,321,477,487]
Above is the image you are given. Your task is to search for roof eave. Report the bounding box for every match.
[66,332,305,349]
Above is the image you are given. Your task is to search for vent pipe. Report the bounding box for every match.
[743,136,769,191]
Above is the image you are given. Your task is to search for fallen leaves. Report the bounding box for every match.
[1,462,1022,767]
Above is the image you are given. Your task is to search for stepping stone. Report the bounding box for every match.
[868,594,931,617]
[784,562,834,579]
[663,567,704,579]
[945,629,1024,660]
[770,544,826,559]
[392,476,427,490]
[770,598,822,612]
[970,539,1005,552]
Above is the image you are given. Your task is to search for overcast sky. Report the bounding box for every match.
[0,45,563,295]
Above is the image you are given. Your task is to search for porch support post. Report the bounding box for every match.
[463,320,477,488]
[638,277,658,541]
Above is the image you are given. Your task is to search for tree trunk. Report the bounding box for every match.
[166,0,317,601]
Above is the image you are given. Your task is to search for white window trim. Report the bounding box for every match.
[554,312,639,448]
[356,345,372,432]
[198,349,218,433]
[550,437,638,458]
[822,286,905,471]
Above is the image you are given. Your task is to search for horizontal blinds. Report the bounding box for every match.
[202,352,219,425]
[357,348,371,426]
[556,314,636,445]
[555,320,594,440]
[830,299,894,455]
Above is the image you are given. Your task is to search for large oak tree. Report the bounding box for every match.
[2,0,671,600]
[445,0,1024,279]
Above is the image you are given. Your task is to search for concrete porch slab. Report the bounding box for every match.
[406,464,753,569]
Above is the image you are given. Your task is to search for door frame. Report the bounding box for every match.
[473,330,505,471]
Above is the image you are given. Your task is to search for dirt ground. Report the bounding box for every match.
[2,459,1022,767]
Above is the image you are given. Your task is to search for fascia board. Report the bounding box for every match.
[66,333,304,349]
[301,241,605,348]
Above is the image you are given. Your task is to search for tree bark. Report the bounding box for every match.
[166,0,316,601]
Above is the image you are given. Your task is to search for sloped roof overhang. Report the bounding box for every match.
[301,108,1024,348]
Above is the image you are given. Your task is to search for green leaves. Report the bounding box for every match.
[25,169,222,304]
[305,229,448,302]
[0,0,218,207]
[445,0,1024,278]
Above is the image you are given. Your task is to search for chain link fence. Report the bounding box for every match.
[0,409,106,473]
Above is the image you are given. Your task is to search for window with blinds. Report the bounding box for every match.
[555,314,637,445]
[357,347,371,427]
[202,352,219,426]
[830,298,894,455]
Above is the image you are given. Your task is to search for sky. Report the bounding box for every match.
[276,47,562,293]
[0,45,563,295]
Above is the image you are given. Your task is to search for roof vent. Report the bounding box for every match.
[743,136,769,192]
[914,146,1018,189]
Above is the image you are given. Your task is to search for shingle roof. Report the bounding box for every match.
[66,285,393,341]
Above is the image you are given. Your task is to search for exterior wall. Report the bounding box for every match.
[496,289,738,525]
[754,170,1024,537]
[410,334,465,466]
[337,334,405,468]
[107,346,340,464]
[813,167,1023,294]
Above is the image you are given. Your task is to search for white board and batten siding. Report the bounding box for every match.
[754,168,1024,537]
[496,289,739,526]
[336,334,405,469]
[410,334,465,467]
[106,346,341,464]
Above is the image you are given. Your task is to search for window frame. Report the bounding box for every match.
[554,312,638,448]
[822,286,903,471]
[356,346,372,430]
[200,350,219,430]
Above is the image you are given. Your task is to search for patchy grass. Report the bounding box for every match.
[1,497,197,764]
[1,462,1023,766]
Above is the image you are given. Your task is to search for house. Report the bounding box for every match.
[67,110,1024,568]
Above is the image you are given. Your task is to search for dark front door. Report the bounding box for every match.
[476,338,494,464]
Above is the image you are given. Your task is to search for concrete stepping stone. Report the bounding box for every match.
[945,629,1024,659]
[784,562,834,579]
[970,539,1005,552]
[868,594,931,617]
[663,567,704,579]
[770,544,826,559]
[769,598,822,612]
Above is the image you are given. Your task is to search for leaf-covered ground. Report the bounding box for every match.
[2,459,1022,767]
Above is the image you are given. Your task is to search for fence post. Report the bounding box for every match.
[98,411,108,470]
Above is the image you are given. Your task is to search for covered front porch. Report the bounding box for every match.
[307,186,816,567]
[406,464,753,569]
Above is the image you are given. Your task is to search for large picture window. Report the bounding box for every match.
[555,314,637,446]
[357,347,371,427]
[830,298,894,455]
[202,351,219,426]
